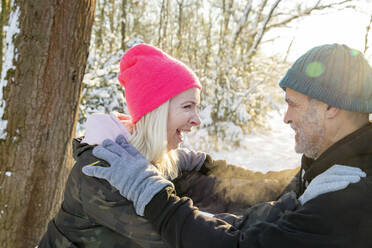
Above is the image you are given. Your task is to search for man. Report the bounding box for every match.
[84,44,372,247]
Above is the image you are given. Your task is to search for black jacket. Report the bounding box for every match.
[39,139,166,248]
[39,138,297,247]
[145,123,372,248]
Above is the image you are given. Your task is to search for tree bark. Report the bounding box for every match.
[0,0,95,247]
[0,0,11,76]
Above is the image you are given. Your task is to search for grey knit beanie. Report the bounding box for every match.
[279,44,372,113]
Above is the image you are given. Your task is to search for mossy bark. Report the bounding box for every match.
[0,0,95,246]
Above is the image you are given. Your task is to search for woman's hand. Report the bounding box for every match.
[82,135,173,216]
[299,165,366,205]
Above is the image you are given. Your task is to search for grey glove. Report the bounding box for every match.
[82,135,173,216]
[299,164,366,205]
[176,148,206,172]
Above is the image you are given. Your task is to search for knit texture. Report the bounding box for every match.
[279,44,372,113]
[118,44,202,123]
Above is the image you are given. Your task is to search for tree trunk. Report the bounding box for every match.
[157,0,166,47]
[176,0,184,56]
[121,0,127,50]
[95,0,104,52]
[109,0,115,52]
[0,0,95,247]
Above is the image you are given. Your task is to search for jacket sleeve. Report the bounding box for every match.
[144,186,335,248]
[176,154,299,214]
[199,154,299,182]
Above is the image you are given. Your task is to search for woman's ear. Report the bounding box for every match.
[325,105,340,119]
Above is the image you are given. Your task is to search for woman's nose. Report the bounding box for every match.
[190,113,201,126]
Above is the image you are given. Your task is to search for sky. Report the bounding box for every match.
[262,1,372,62]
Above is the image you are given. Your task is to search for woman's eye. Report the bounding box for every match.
[183,105,192,109]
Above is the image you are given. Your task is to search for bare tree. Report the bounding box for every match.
[283,37,295,63]
[121,0,128,50]
[158,0,167,47]
[176,0,184,56]
[246,0,281,58]
[0,0,95,246]
[232,0,253,48]
[95,0,105,52]
[364,14,372,54]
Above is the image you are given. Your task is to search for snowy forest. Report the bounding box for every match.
[0,0,371,246]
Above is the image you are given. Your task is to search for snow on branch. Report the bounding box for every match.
[246,0,281,58]
[232,0,253,48]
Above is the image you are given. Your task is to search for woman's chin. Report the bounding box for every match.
[167,142,181,151]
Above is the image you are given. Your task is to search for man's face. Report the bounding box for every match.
[283,88,326,159]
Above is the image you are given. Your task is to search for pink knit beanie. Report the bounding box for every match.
[118,44,202,123]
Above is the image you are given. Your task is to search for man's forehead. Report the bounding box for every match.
[285,88,308,101]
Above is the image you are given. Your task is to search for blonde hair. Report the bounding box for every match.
[129,100,179,180]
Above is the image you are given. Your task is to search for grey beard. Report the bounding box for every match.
[294,128,324,159]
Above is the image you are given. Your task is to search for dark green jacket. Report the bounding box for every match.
[39,138,298,247]
[40,139,164,248]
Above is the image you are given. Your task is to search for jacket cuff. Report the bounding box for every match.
[144,185,176,221]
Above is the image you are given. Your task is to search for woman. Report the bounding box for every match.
[38,43,205,247]
[40,44,290,247]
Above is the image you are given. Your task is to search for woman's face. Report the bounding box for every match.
[167,88,201,150]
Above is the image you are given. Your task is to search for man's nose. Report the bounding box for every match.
[283,110,291,124]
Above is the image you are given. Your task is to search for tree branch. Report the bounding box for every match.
[232,0,252,48]
[246,0,282,58]
[266,0,354,31]
[364,14,372,54]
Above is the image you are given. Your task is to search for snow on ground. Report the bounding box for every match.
[208,110,301,173]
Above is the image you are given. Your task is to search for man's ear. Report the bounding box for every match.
[325,105,340,119]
